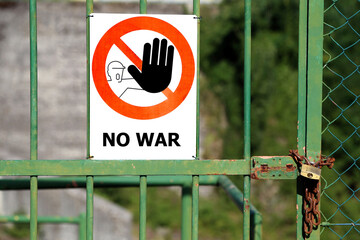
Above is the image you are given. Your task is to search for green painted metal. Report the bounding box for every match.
[139,0,146,14]
[0,159,250,176]
[193,0,200,161]
[29,0,38,237]
[85,0,94,237]
[306,0,323,165]
[86,176,94,240]
[86,0,93,160]
[243,0,252,239]
[181,185,192,240]
[79,213,86,240]
[30,0,38,164]
[252,213,263,240]
[296,0,308,239]
[191,175,199,240]
[0,215,81,224]
[139,0,147,237]
[305,0,323,239]
[243,176,251,240]
[139,176,147,240]
[30,176,38,240]
[297,0,307,154]
[296,0,324,239]
[192,1,201,238]
[251,156,298,179]
[0,176,220,190]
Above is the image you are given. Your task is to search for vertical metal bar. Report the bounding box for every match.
[79,212,86,240]
[181,185,192,240]
[297,0,323,239]
[86,0,94,239]
[243,0,252,239]
[253,213,263,240]
[30,0,38,163]
[192,175,199,240]
[29,0,38,237]
[193,0,200,160]
[30,177,38,240]
[243,176,251,240]
[297,0,308,162]
[86,176,94,240]
[140,0,147,14]
[306,0,323,160]
[86,0,93,161]
[305,0,323,239]
[139,175,147,240]
[297,0,308,239]
[192,0,201,238]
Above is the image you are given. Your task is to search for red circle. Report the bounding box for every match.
[92,16,195,120]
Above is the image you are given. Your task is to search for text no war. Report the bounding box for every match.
[103,132,181,147]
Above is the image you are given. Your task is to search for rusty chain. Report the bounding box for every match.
[289,149,335,237]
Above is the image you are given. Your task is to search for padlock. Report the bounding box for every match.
[301,164,321,180]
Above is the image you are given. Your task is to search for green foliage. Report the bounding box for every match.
[201,0,299,158]
[198,188,242,239]
[2,211,30,239]
[3,223,30,239]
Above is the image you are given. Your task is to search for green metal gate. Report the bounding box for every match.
[0,0,358,239]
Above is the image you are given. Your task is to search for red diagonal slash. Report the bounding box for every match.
[114,38,173,98]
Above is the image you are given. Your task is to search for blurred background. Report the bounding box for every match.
[0,0,359,239]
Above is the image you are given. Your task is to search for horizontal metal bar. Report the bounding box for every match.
[0,215,81,224]
[0,159,249,176]
[0,176,220,190]
[321,222,360,227]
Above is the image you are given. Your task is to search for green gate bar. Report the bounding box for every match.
[86,0,94,238]
[138,4,146,240]
[305,0,324,239]
[140,0,147,14]
[191,175,199,240]
[139,176,147,240]
[296,0,324,239]
[0,159,250,176]
[192,0,201,237]
[181,184,192,240]
[0,176,219,190]
[243,0,252,239]
[29,0,38,236]
[86,176,94,240]
[297,0,307,238]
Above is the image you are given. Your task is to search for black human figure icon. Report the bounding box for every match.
[128,38,174,93]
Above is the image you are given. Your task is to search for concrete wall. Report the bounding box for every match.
[2,189,132,240]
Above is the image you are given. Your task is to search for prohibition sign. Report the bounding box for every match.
[92,16,196,120]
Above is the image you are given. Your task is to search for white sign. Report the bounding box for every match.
[90,14,198,160]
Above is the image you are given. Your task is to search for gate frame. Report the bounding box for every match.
[0,0,327,239]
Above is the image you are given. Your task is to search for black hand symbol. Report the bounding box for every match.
[128,38,174,93]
